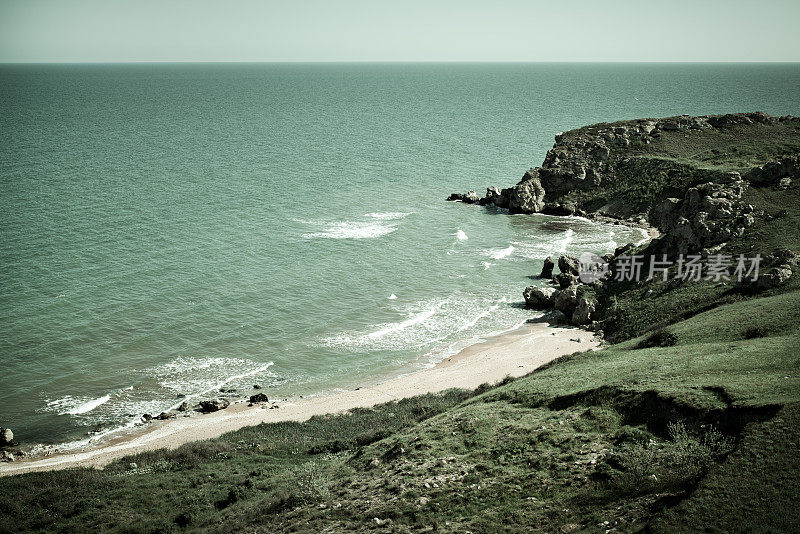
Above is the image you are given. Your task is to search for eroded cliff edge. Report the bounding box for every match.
[449,112,800,332]
[450,112,799,249]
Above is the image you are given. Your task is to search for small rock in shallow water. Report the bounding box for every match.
[0,428,14,446]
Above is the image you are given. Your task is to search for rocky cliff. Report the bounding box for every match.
[449,112,800,254]
[449,112,800,328]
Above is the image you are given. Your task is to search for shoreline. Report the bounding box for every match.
[0,318,598,476]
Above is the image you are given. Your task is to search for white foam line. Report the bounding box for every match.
[30,362,276,455]
[633,227,651,246]
[366,305,440,340]
[556,229,575,253]
[366,212,411,220]
[457,298,506,332]
[66,394,111,415]
[487,245,515,260]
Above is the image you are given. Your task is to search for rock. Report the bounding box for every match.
[556,272,578,289]
[129,462,138,469]
[651,175,751,253]
[523,286,557,309]
[771,249,799,266]
[540,256,555,278]
[1,451,14,462]
[177,401,189,412]
[446,191,480,204]
[571,297,597,325]
[156,411,174,420]
[756,265,793,290]
[554,286,579,316]
[482,186,506,207]
[744,155,799,187]
[141,413,153,422]
[501,168,546,214]
[558,255,580,276]
[0,428,13,447]
[249,393,269,404]
[199,398,230,413]
[253,384,262,389]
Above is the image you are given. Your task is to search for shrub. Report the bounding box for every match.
[636,329,678,349]
[742,325,767,339]
[294,461,331,503]
[610,421,737,496]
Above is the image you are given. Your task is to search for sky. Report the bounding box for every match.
[1,0,799,63]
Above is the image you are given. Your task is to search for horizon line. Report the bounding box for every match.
[2,60,800,66]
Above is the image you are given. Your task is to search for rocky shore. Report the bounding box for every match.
[448,112,800,329]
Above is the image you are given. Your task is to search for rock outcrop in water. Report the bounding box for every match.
[0,428,13,447]
[539,256,555,278]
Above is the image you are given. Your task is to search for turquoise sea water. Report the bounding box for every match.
[1,63,799,449]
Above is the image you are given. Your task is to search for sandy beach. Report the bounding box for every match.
[0,320,597,476]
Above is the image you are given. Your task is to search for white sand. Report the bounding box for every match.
[0,320,597,476]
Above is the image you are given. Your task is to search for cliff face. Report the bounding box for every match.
[451,112,800,254]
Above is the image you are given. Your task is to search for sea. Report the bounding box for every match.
[1,62,798,451]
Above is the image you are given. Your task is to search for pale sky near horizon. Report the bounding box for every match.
[1,0,799,63]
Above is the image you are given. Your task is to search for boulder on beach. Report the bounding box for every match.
[199,398,230,413]
[249,393,269,404]
[571,297,597,325]
[177,401,190,412]
[0,428,13,447]
[554,286,579,316]
[523,286,556,309]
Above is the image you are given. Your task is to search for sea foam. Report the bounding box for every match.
[485,245,515,260]
[301,213,408,239]
[48,394,112,415]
